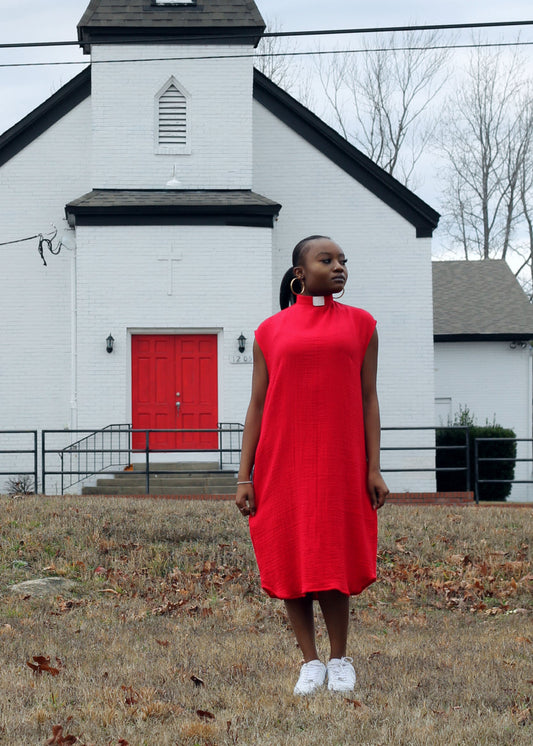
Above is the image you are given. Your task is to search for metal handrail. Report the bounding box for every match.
[42,424,244,494]
[0,430,38,493]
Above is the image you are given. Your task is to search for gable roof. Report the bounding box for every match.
[433,259,533,341]
[0,67,91,168]
[0,65,439,238]
[253,69,440,238]
[78,0,265,50]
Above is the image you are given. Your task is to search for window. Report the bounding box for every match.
[155,78,190,154]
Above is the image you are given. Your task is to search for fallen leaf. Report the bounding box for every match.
[45,724,79,745]
[27,655,62,676]
[156,639,170,647]
[121,685,140,706]
[345,698,364,708]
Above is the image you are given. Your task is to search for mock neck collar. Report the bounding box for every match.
[296,294,335,308]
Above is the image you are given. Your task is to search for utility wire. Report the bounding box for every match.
[1,40,533,69]
[1,19,533,49]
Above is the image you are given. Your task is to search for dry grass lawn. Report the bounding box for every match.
[0,496,531,746]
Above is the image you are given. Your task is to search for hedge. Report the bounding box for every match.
[436,426,517,501]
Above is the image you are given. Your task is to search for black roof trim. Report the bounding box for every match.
[435,334,532,342]
[78,28,265,51]
[252,69,440,238]
[65,189,281,228]
[0,67,91,167]
[70,214,274,227]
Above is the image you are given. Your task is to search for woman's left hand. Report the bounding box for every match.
[368,469,389,511]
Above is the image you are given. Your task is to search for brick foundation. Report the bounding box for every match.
[70,491,476,505]
[387,492,475,505]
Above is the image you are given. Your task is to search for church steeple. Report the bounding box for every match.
[78,0,265,53]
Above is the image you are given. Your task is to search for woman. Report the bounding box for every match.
[236,235,388,696]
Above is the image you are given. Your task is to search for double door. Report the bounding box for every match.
[131,334,218,450]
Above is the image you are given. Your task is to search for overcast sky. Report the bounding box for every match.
[1,0,532,137]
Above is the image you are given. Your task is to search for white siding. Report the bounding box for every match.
[0,96,92,433]
[90,44,254,189]
[74,223,272,429]
[434,342,533,501]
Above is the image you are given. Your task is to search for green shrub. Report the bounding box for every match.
[436,425,517,501]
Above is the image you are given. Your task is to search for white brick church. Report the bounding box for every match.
[0,0,441,494]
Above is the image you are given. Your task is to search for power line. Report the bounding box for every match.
[1,40,533,69]
[1,19,533,49]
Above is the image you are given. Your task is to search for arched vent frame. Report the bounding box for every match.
[155,77,191,155]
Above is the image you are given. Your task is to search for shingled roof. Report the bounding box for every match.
[65,189,281,227]
[433,259,533,341]
[78,0,265,50]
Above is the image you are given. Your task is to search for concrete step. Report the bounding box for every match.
[130,462,221,472]
[93,475,237,488]
[81,462,238,495]
[82,484,237,496]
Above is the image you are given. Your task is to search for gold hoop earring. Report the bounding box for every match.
[290,277,305,296]
[334,288,345,299]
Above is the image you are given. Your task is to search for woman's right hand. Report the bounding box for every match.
[235,483,256,517]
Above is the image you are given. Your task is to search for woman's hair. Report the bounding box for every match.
[279,235,330,310]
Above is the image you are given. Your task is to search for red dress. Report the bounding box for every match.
[249,294,378,599]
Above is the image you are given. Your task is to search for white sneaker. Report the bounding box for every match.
[293,659,327,695]
[327,657,356,692]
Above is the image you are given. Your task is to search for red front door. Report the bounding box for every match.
[131,334,218,450]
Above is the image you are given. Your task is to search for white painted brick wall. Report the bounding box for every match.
[0,97,92,434]
[435,342,533,501]
[74,223,272,429]
[90,45,254,189]
[252,101,436,492]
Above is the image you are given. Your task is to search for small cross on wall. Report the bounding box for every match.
[157,246,183,295]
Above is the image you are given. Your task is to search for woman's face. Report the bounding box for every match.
[295,238,348,296]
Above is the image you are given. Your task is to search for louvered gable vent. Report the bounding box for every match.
[158,83,187,146]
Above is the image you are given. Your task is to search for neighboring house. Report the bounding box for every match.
[0,0,439,494]
[433,259,533,501]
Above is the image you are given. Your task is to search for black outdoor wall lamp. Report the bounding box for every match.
[238,333,247,353]
[106,334,115,354]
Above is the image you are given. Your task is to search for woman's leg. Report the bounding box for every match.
[317,590,350,660]
[284,594,319,662]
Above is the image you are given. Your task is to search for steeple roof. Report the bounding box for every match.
[78,0,265,51]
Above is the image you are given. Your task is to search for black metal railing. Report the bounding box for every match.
[42,424,245,494]
[381,425,471,491]
[57,424,131,493]
[474,437,531,502]
[0,431,38,493]
[37,425,533,501]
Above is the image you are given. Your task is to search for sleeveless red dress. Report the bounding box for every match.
[249,294,378,599]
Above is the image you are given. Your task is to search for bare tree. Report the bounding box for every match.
[313,31,450,187]
[438,44,533,294]
[255,18,314,108]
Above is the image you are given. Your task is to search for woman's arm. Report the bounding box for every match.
[361,329,389,510]
[235,339,269,517]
